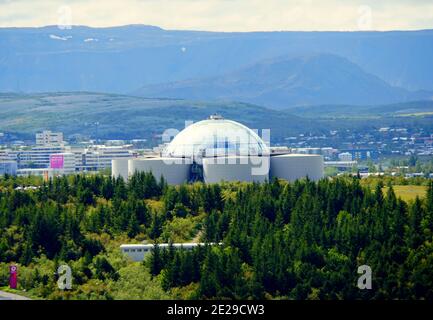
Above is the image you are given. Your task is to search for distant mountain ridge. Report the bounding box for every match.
[133,54,432,109]
[1,25,433,98]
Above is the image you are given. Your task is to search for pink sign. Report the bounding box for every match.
[50,154,64,169]
[9,265,17,289]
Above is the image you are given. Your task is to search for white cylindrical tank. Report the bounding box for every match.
[270,154,324,182]
[203,156,269,183]
[112,158,130,180]
[128,157,192,185]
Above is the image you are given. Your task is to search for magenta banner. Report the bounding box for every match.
[50,154,64,169]
[9,265,17,289]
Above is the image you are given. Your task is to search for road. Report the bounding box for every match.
[0,290,31,300]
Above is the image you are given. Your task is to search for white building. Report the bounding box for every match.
[120,243,219,262]
[49,153,76,175]
[12,131,68,169]
[16,144,135,174]
[113,115,324,184]
[36,130,64,146]
[0,149,15,161]
[128,157,191,185]
[338,152,353,162]
[321,147,338,158]
[74,145,135,172]
[17,145,68,168]
[270,154,324,182]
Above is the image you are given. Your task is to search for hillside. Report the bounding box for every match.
[1,25,433,95]
[0,92,317,141]
[286,100,433,118]
[1,92,432,142]
[133,54,430,109]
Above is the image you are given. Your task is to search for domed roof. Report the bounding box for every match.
[163,115,269,159]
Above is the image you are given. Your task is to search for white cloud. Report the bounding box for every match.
[0,0,432,31]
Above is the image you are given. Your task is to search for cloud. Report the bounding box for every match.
[0,0,432,31]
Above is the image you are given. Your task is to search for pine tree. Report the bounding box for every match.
[408,197,424,249]
[149,243,163,276]
[199,254,219,298]
[127,212,140,238]
[423,180,433,235]
[149,212,162,240]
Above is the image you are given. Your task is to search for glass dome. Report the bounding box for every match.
[163,116,269,159]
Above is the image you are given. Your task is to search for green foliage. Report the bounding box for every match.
[0,173,432,300]
[147,177,433,300]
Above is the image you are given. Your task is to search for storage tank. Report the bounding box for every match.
[128,157,192,185]
[270,154,324,182]
[203,156,269,183]
[111,158,130,180]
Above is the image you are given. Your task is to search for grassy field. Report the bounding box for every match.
[383,185,427,202]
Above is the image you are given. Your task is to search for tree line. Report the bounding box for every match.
[0,173,432,299]
[150,178,433,299]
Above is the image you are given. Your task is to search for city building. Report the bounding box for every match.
[338,152,353,161]
[3,129,137,176]
[17,145,68,168]
[0,149,14,161]
[75,145,135,172]
[341,148,377,160]
[11,131,69,169]
[0,160,18,176]
[36,130,64,146]
[112,115,324,184]
[49,153,76,175]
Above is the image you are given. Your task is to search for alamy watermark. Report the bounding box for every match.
[357,265,372,290]
[57,5,72,30]
[357,5,373,31]
[57,264,72,290]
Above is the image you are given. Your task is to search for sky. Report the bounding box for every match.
[0,0,432,31]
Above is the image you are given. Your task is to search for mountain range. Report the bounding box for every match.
[1,25,433,108]
[133,54,431,109]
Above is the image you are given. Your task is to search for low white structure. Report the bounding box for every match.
[128,157,192,185]
[270,154,324,182]
[112,116,324,184]
[112,158,131,180]
[120,243,216,262]
[203,156,269,183]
